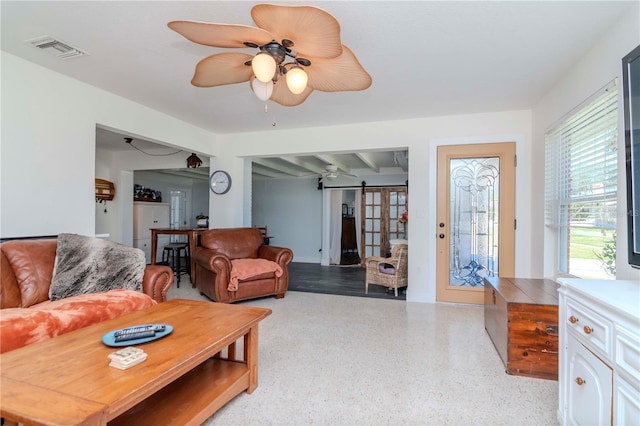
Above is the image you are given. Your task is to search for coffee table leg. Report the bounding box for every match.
[244,326,259,394]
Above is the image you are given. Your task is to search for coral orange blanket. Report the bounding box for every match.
[229,259,283,291]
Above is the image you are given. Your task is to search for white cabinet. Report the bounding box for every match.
[566,335,612,424]
[133,202,170,263]
[558,279,640,426]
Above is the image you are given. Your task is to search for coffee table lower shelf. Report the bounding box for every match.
[110,358,249,425]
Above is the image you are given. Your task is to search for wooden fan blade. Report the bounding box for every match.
[306,45,372,92]
[168,21,273,48]
[192,53,254,87]
[251,4,342,59]
[268,78,314,106]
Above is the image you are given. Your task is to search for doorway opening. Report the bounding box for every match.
[328,189,362,266]
[94,126,210,247]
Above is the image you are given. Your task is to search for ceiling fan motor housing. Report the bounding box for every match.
[260,41,288,64]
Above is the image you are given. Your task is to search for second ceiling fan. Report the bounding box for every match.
[168,3,372,106]
[318,164,357,183]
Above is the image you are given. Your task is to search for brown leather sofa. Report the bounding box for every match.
[0,238,174,353]
[193,228,293,303]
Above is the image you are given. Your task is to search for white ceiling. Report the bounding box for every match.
[2,1,632,179]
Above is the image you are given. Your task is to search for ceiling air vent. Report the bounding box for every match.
[25,35,87,59]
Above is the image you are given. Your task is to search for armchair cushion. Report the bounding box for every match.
[229,258,283,291]
[378,264,396,275]
[49,233,145,301]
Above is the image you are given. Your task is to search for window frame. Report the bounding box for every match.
[544,80,618,279]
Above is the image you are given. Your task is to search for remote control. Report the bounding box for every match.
[114,330,155,342]
[114,325,165,337]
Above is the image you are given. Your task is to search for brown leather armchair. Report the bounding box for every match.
[193,228,293,303]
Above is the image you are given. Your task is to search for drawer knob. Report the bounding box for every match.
[575,377,585,386]
[569,316,578,324]
[583,326,593,335]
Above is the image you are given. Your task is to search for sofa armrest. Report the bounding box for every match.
[141,265,173,302]
[258,245,294,267]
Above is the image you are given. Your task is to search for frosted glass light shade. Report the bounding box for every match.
[252,53,276,82]
[251,78,274,101]
[286,67,308,94]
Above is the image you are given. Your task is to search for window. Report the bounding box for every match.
[545,81,618,279]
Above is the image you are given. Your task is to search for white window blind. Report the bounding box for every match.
[545,82,618,228]
[544,81,618,275]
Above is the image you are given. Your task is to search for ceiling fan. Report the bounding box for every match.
[168,3,372,106]
[318,164,357,182]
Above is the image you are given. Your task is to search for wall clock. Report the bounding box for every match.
[209,170,232,195]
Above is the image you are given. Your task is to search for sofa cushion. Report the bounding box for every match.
[50,234,145,301]
[1,239,57,308]
[0,289,155,353]
[1,250,23,308]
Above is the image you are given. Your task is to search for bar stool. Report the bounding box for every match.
[162,242,190,287]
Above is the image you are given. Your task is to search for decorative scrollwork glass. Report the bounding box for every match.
[449,158,500,287]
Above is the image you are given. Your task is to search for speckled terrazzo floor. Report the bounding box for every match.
[167,284,559,426]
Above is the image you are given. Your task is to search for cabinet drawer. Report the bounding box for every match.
[566,299,612,358]
[615,326,640,385]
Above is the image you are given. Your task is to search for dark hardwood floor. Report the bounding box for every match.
[287,262,406,301]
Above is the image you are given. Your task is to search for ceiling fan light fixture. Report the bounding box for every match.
[251,78,274,101]
[325,173,338,181]
[252,52,276,83]
[168,4,372,106]
[286,66,308,95]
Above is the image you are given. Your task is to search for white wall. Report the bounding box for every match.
[253,177,322,263]
[531,3,640,281]
[192,180,209,221]
[208,155,246,228]
[1,52,217,240]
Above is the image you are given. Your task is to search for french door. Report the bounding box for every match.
[362,187,407,259]
[436,143,515,304]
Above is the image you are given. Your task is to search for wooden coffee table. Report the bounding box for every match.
[0,299,271,425]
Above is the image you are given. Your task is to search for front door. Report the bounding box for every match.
[436,143,516,304]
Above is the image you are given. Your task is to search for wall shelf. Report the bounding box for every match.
[95,179,115,201]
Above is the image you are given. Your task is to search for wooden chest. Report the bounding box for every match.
[484,277,560,380]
